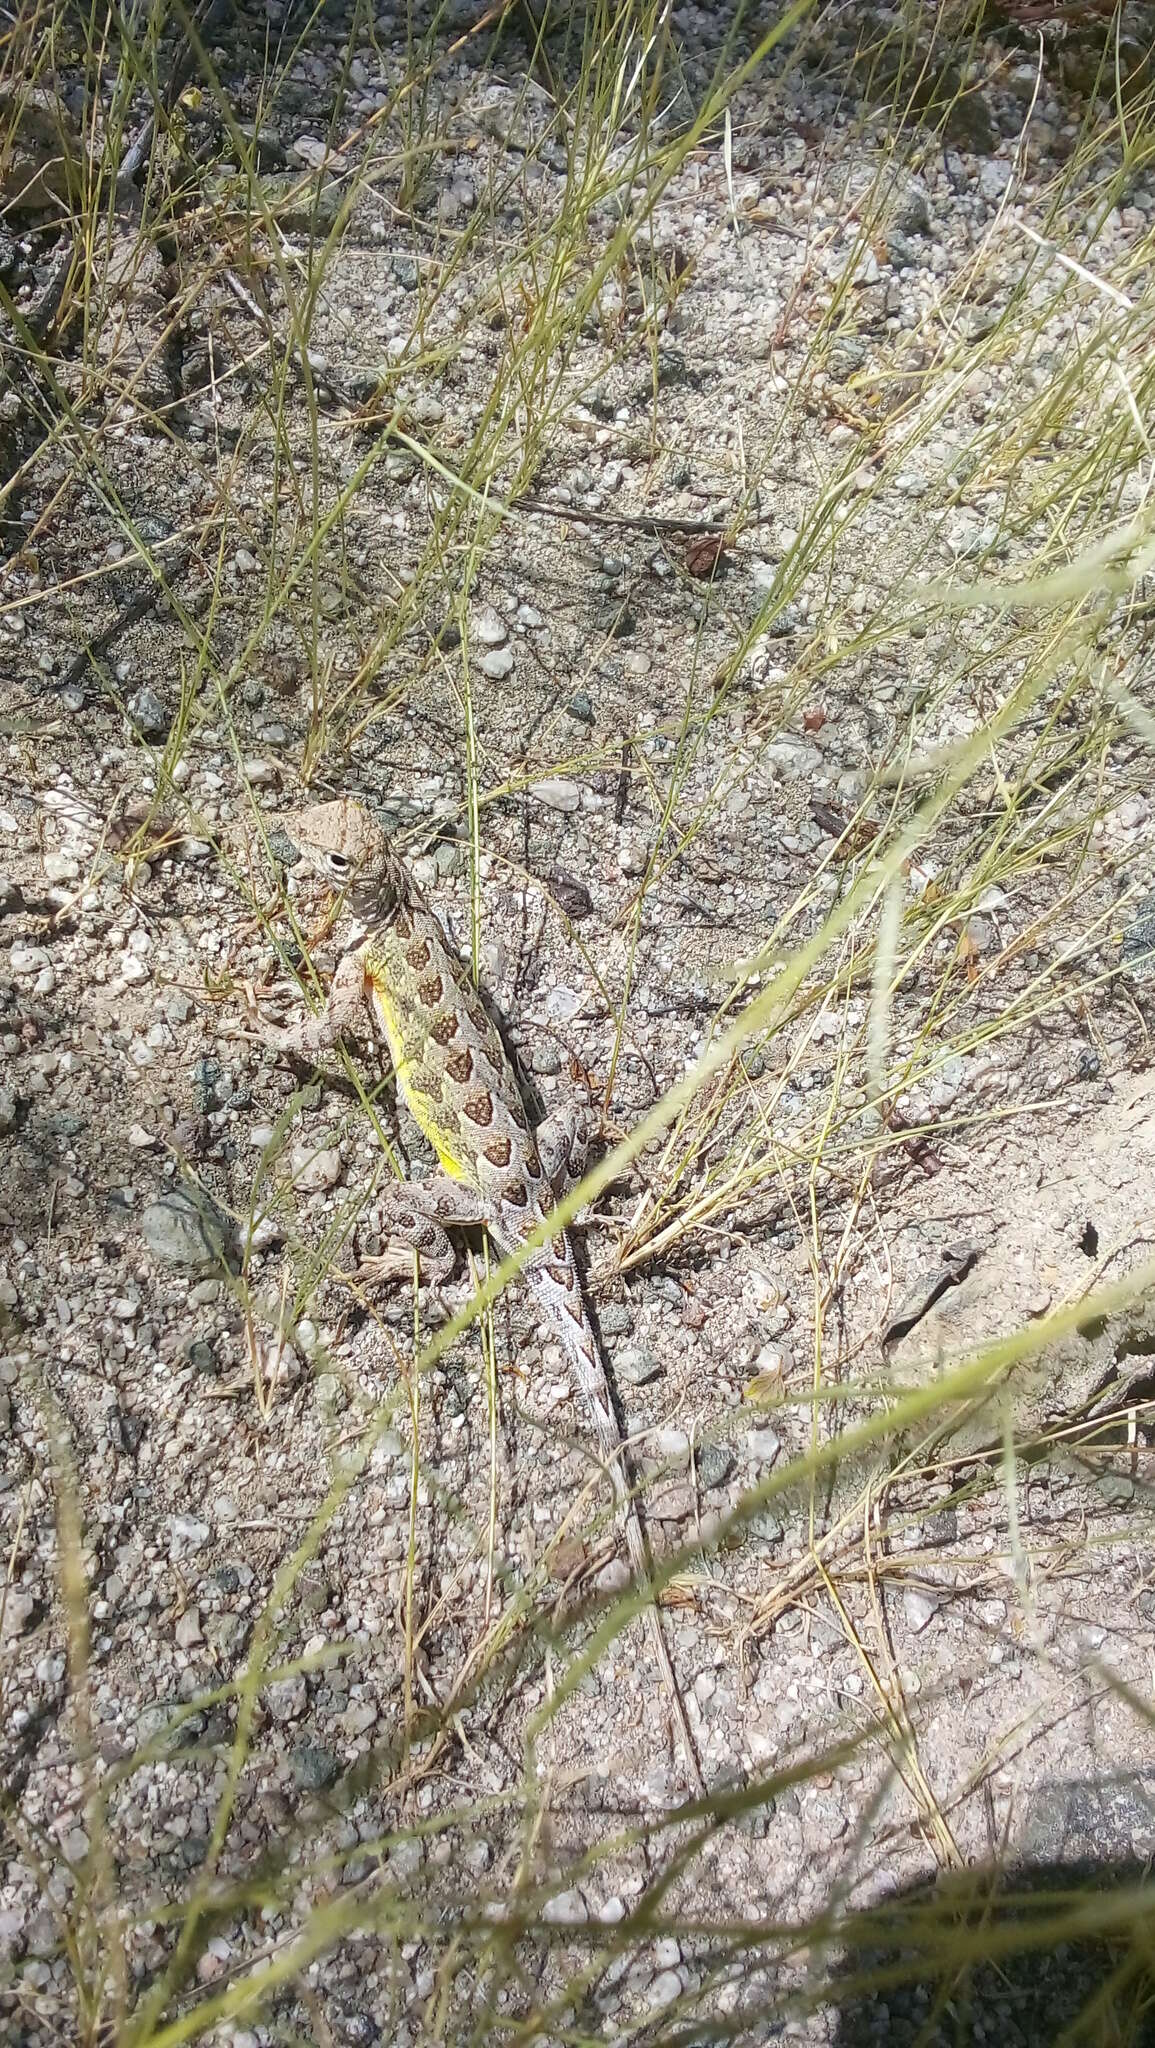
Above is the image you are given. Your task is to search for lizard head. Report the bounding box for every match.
[283,799,397,916]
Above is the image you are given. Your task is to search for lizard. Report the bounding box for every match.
[256,797,705,1795]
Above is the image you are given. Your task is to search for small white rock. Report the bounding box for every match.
[168,1515,211,1557]
[2,1590,37,1640]
[290,1143,342,1191]
[530,778,581,813]
[903,1588,941,1634]
[9,946,48,975]
[747,1270,781,1312]
[542,1888,587,1926]
[175,1605,203,1649]
[471,606,507,647]
[43,852,80,883]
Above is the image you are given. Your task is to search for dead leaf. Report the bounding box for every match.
[550,1536,591,1582]
[743,1365,784,1406]
[684,534,729,578]
[550,871,593,919]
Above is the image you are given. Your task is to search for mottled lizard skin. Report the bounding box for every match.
[260,798,703,1793]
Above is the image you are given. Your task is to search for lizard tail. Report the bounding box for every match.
[526,1253,705,1796]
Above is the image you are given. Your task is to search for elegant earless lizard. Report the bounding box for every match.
[259,798,704,1794]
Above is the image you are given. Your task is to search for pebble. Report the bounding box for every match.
[175,1606,203,1649]
[2,1589,36,1639]
[291,1743,340,1790]
[168,1515,211,1558]
[530,778,581,813]
[893,176,930,234]
[542,983,582,1022]
[746,1428,782,1467]
[141,1187,232,1270]
[292,134,330,169]
[653,1427,690,1462]
[751,1342,786,1379]
[471,606,507,647]
[615,1347,664,1386]
[9,945,48,975]
[0,1090,16,1134]
[186,1338,218,1376]
[597,1556,630,1596]
[267,1674,307,1723]
[903,1588,942,1633]
[479,646,514,679]
[290,1142,343,1191]
[696,1444,735,1489]
[747,1270,781,1312]
[127,686,170,739]
[542,1887,587,1925]
[599,1304,633,1336]
[567,691,594,723]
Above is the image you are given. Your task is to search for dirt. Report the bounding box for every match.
[2,3,1155,2042]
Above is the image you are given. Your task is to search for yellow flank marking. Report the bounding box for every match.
[366,968,468,1182]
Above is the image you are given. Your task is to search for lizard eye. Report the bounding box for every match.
[327,851,351,875]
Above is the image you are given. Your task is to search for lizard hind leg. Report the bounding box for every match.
[354,1172,486,1298]
[535,1102,595,1200]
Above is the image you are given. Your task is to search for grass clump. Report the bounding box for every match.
[3,0,1155,2042]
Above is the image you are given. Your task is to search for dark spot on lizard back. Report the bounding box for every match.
[503,1180,528,1209]
[406,938,431,971]
[483,1134,512,1168]
[445,1046,473,1085]
[418,973,444,1009]
[429,1012,459,1046]
[462,1090,494,1127]
[407,1065,445,1103]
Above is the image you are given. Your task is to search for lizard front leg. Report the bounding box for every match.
[261,946,370,1060]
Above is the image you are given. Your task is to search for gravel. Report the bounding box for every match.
[2,8,1153,2044]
